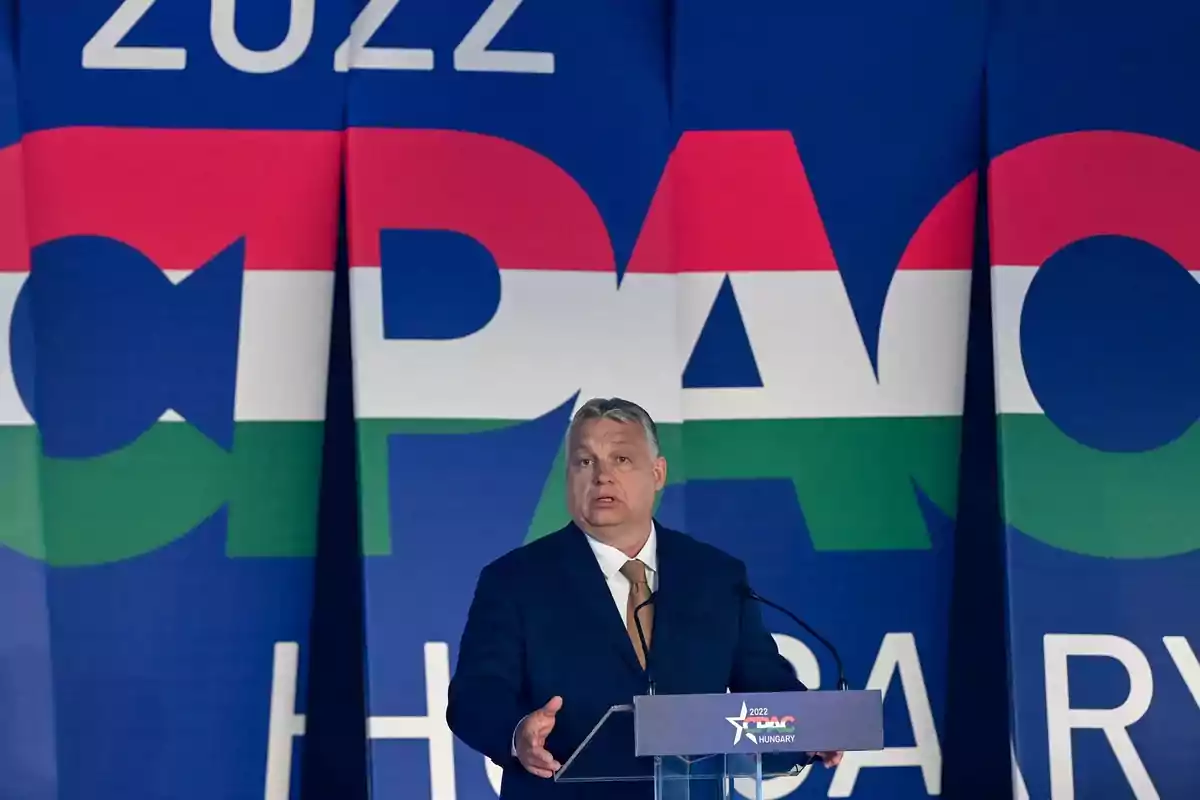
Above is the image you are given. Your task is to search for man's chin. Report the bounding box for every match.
[583,509,627,528]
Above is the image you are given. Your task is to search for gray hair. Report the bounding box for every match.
[568,397,660,458]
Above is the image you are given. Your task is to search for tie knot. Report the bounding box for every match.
[621,559,648,585]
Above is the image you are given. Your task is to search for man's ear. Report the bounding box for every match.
[653,456,667,491]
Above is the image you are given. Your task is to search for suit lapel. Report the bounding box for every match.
[648,522,685,684]
[558,524,646,677]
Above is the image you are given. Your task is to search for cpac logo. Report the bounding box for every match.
[3,127,1196,563]
[727,702,797,746]
[0,127,339,565]
[349,127,975,553]
[349,128,1200,558]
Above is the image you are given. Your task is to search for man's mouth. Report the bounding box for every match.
[594,496,617,505]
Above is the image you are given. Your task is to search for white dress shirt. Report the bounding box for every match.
[512,524,658,758]
[583,523,658,627]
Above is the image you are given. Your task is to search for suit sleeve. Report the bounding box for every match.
[446,562,528,767]
[728,563,808,693]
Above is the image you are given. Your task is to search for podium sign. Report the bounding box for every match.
[557,690,885,800]
[633,690,884,757]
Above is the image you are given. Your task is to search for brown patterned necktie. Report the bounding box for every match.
[620,559,653,669]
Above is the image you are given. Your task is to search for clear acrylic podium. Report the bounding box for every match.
[554,691,884,800]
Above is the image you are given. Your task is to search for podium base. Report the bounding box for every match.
[654,753,769,800]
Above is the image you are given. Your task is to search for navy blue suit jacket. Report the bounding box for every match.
[447,521,806,799]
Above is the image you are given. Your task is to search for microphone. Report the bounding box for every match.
[632,591,657,695]
[739,584,849,691]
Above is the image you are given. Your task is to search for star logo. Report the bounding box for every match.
[726,701,757,745]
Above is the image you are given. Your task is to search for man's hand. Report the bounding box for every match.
[515,696,564,778]
[808,751,843,768]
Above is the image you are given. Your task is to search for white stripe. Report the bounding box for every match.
[0,273,32,426]
[168,268,334,422]
[350,268,684,423]
[234,270,333,422]
[991,265,1042,414]
[683,270,970,420]
[350,267,971,422]
[0,270,333,427]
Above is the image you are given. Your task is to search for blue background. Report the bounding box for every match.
[989,1,1200,796]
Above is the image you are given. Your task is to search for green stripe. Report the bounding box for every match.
[0,426,43,559]
[360,417,961,555]
[998,414,1200,558]
[0,422,323,566]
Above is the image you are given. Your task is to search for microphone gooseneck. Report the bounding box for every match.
[740,584,849,691]
[633,592,657,695]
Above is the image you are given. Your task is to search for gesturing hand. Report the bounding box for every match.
[807,750,843,768]
[516,695,564,778]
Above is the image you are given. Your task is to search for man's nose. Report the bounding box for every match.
[593,464,614,483]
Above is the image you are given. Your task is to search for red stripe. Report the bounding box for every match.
[0,143,29,272]
[896,172,977,271]
[346,127,971,277]
[627,131,838,273]
[21,127,341,272]
[989,130,1200,268]
[347,128,614,271]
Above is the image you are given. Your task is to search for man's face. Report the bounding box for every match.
[566,417,667,543]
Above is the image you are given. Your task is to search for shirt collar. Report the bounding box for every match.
[585,522,658,580]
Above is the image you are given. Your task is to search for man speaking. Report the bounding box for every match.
[447,397,840,798]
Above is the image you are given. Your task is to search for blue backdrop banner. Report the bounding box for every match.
[0,2,1196,799]
[348,1,982,798]
[988,1,1200,798]
[1,2,343,797]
